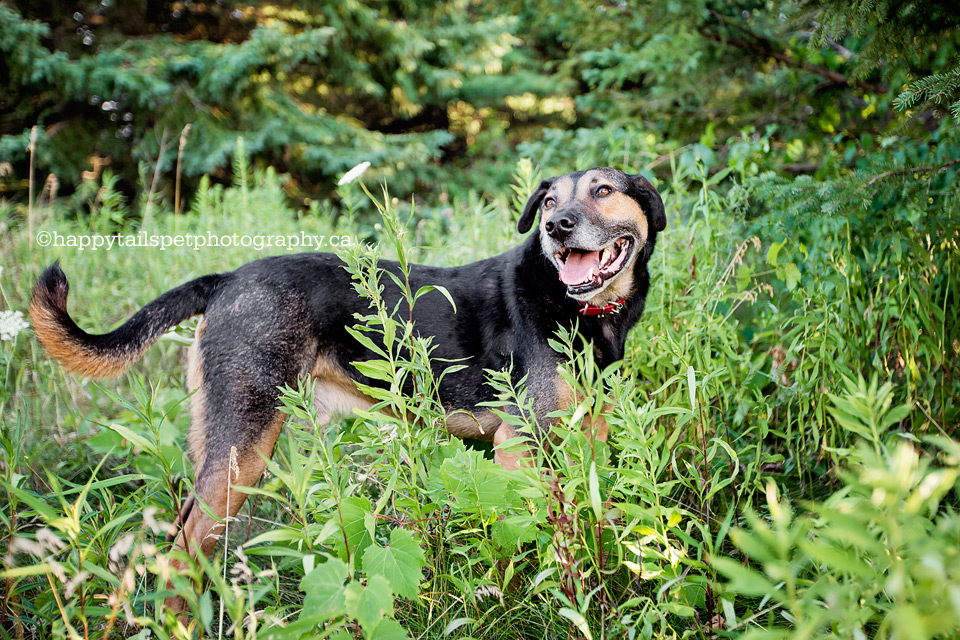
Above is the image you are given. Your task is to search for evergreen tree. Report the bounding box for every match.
[0,1,525,197]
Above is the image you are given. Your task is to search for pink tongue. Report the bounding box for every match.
[559,250,601,285]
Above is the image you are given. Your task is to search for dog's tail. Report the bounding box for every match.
[30,262,225,379]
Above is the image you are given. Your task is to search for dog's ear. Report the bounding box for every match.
[630,173,666,232]
[517,179,553,234]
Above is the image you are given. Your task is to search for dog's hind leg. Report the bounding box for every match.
[164,413,283,615]
[164,326,303,615]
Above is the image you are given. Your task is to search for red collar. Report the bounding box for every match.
[578,298,626,317]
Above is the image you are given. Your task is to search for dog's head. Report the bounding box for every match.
[517,167,666,302]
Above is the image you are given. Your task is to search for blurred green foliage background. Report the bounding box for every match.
[3,0,957,201]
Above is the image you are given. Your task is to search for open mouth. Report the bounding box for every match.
[555,237,634,294]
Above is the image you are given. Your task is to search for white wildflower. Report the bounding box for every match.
[337,161,371,185]
[153,553,172,584]
[0,310,28,341]
[143,506,177,535]
[47,559,67,582]
[123,566,136,592]
[10,537,44,557]
[229,545,254,584]
[108,533,135,568]
[64,571,89,599]
[36,527,66,553]
[474,584,503,603]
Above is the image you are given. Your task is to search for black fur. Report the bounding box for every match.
[35,168,666,448]
[32,261,223,366]
[517,179,554,233]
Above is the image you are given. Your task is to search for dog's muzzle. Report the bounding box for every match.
[553,235,636,297]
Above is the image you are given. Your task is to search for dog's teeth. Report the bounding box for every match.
[601,248,612,268]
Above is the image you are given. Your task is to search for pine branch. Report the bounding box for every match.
[893,66,960,114]
[863,158,960,188]
[702,22,887,94]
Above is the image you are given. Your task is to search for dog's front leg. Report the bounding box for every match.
[492,421,524,470]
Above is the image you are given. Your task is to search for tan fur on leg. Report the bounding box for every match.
[164,413,285,615]
[493,422,522,470]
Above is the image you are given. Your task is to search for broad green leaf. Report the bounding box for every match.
[782,262,801,291]
[199,591,213,632]
[362,528,425,600]
[364,617,409,640]
[491,514,537,551]
[766,241,783,266]
[334,496,374,564]
[558,607,593,640]
[300,558,348,622]
[721,597,737,628]
[345,574,392,631]
[662,602,695,617]
[439,449,517,518]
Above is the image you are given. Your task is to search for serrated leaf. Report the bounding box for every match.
[362,528,425,600]
[345,574,392,631]
[364,617,409,640]
[334,496,374,564]
[491,514,537,551]
[439,449,517,518]
[300,558,348,622]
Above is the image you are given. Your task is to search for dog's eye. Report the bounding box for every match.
[596,186,612,197]
[543,197,555,209]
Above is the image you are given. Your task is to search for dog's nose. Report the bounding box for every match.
[545,214,577,241]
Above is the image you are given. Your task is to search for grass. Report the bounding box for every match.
[1,141,958,639]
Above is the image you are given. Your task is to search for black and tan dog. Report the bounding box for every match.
[30,167,665,611]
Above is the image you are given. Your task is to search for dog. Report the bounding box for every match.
[29,167,665,613]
